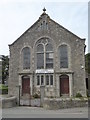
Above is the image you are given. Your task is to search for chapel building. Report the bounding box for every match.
[8,9,86,103]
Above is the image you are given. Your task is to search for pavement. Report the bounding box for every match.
[1,106,88,118]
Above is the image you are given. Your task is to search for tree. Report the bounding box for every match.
[2,55,9,84]
[85,53,90,74]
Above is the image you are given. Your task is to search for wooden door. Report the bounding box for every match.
[22,76,30,95]
[60,75,69,95]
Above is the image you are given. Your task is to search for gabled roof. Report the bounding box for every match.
[9,9,85,46]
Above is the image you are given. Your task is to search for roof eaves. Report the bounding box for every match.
[9,19,39,46]
[50,19,86,41]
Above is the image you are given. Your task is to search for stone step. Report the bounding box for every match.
[61,94,69,98]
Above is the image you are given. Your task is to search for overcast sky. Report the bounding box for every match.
[0,0,89,55]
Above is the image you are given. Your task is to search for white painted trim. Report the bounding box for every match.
[36,69,54,73]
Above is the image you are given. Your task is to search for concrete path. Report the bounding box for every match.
[1,106,88,118]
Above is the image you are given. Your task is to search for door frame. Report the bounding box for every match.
[22,75,30,95]
[60,74,69,96]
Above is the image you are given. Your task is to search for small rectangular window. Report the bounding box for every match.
[41,75,44,85]
[37,75,40,85]
[50,75,53,85]
[46,75,49,85]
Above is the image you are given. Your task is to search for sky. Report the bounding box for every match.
[0,0,89,55]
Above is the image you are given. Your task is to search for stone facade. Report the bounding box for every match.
[8,9,86,104]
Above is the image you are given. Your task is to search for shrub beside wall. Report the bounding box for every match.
[0,84,8,94]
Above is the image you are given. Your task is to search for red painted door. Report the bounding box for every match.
[60,75,69,95]
[22,76,30,95]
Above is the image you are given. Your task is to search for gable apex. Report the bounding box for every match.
[9,9,85,46]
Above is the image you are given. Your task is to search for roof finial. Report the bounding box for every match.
[43,7,46,13]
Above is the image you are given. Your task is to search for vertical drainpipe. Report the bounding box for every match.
[54,69,56,98]
[33,71,35,94]
[19,85,21,106]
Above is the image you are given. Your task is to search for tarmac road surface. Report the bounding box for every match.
[1,106,88,118]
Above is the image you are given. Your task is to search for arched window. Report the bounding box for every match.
[36,44,44,69]
[59,45,68,68]
[46,43,53,69]
[36,38,54,69]
[46,44,53,52]
[37,44,44,52]
[22,47,30,69]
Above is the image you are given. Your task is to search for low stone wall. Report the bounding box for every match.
[1,96,17,108]
[43,98,88,110]
[31,99,40,107]
[20,98,40,107]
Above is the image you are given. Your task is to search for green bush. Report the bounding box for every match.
[0,84,8,94]
[0,84,8,90]
[75,92,82,98]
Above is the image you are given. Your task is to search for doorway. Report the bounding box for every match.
[22,76,30,95]
[60,75,69,96]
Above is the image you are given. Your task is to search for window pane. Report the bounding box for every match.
[41,75,44,85]
[46,44,53,52]
[50,75,53,85]
[42,21,46,30]
[46,75,49,85]
[37,44,44,52]
[37,75,40,85]
[59,45,68,68]
[46,53,53,69]
[23,47,30,69]
[37,53,44,69]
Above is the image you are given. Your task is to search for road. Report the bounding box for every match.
[1,106,88,118]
